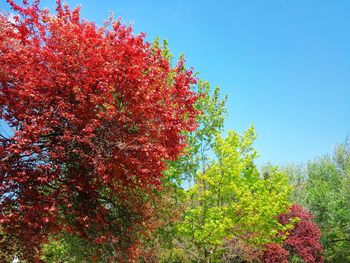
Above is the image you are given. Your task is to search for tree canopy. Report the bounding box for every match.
[0,0,198,261]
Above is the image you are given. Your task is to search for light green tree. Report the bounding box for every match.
[177,127,292,262]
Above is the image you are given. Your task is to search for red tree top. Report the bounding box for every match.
[279,204,323,263]
[0,0,198,260]
[264,204,323,263]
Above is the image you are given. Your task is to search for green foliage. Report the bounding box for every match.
[286,138,350,262]
[306,139,350,262]
[151,80,293,262]
[158,248,192,263]
[0,226,18,262]
[281,163,308,207]
[165,80,228,186]
[289,255,305,263]
[41,233,98,262]
[176,127,292,261]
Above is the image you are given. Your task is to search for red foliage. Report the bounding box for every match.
[263,205,323,263]
[263,243,289,263]
[279,204,323,263]
[0,0,198,260]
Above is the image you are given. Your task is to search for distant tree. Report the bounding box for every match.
[281,163,308,206]
[305,139,350,262]
[282,138,350,262]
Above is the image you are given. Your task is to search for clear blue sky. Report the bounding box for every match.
[2,0,350,166]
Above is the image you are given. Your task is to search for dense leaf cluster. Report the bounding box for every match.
[263,205,323,263]
[0,0,197,261]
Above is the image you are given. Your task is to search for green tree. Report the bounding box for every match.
[281,163,308,206]
[177,127,292,262]
[305,139,350,262]
[41,233,100,263]
[164,80,228,187]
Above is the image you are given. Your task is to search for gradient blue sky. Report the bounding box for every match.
[2,0,350,166]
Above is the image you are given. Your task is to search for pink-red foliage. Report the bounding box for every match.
[263,243,289,263]
[279,204,323,263]
[264,204,323,263]
[0,0,198,260]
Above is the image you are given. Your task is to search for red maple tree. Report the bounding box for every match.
[279,204,323,263]
[263,243,289,263]
[263,204,323,263]
[0,0,198,261]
